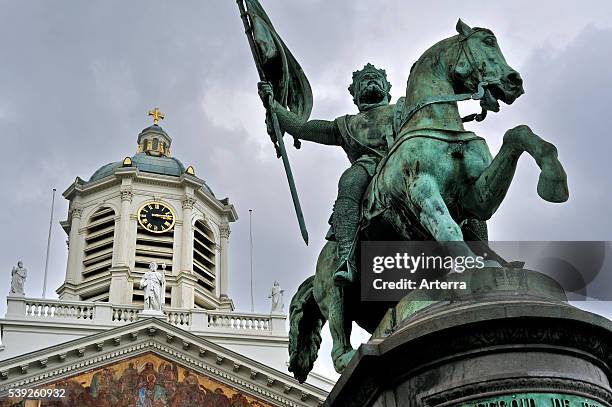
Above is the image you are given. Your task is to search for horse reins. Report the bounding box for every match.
[397,29,495,133]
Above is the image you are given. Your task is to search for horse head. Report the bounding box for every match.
[401,19,525,132]
[451,19,524,114]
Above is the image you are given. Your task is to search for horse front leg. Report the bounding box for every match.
[464,125,569,220]
[407,174,479,261]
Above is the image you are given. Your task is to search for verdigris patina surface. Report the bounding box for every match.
[259,63,396,287]
[455,393,604,407]
[289,20,568,382]
[236,0,569,383]
[323,275,612,407]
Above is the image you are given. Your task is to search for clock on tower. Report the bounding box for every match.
[137,202,176,233]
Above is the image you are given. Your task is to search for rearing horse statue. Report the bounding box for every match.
[288,19,569,383]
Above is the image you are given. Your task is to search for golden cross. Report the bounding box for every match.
[148,107,165,125]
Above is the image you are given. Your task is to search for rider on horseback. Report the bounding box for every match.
[259,63,397,286]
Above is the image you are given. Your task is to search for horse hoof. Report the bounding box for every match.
[483,259,503,268]
[333,271,355,287]
[333,350,357,373]
[537,156,569,203]
[537,173,569,203]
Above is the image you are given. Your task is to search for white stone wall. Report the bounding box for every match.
[59,169,235,309]
[0,297,339,394]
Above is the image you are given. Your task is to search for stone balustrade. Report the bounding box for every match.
[3,296,286,336]
[166,309,191,327]
[208,311,271,331]
[111,305,139,323]
[24,299,95,320]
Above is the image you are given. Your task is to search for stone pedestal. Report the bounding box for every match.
[138,310,166,320]
[325,267,612,407]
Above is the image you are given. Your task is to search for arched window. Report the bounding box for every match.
[152,138,159,151]
[193,219,216,296]
[82,207,116,296]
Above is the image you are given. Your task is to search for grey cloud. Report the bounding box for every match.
[1,0,611,378]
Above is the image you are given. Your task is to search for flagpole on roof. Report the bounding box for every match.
[42,188,56,298]
[249,209,255,313]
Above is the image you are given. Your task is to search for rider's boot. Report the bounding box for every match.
[332,196,360,286]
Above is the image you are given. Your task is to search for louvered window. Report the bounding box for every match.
[193,220,216,295]
[82,207,115,282]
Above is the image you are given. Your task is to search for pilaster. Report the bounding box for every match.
[180,195,196,274]
[59,204,83,300]
[172,272,197,309]
[55,281,79,301]
[219,221,231,300]
[114,185,133,267]
[108,266,132,304]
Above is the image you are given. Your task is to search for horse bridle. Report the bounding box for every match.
[397,29,497,133]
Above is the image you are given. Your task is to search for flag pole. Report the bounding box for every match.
[249,209,255,313]
[42,188,56,298]
[236,0,309,245]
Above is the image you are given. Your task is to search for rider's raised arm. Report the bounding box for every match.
[273,107,341,146]
[258,81,341,146]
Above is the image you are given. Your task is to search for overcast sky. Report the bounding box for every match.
[1,1,611,379]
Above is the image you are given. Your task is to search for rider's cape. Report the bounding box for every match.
[245,0,313,121]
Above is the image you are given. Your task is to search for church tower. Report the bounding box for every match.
[0,109,333,404]
[56,109,237,310]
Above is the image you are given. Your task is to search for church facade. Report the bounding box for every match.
[0,111,333,406]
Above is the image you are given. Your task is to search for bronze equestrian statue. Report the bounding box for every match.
[235,1,568,383]
[286,20,567,382]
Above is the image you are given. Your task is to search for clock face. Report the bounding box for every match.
[138,202,176,234]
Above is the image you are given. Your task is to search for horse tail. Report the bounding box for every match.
[288,276,325,383]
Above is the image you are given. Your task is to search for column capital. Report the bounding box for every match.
[182,195,196,210]
[70,204,83,219]
[220,222,231,239]
[120,187,133,202]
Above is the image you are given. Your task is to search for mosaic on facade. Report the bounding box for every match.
[1,352,273,407]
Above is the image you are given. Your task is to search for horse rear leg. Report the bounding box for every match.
[464,125,568,220]
[315,241,356,373]
[328,286,356,373]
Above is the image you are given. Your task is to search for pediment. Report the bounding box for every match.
[0,318,325,406]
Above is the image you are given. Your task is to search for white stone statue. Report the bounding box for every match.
[140,262,165,312]
[269,280,285,314]
[10,261,27,296]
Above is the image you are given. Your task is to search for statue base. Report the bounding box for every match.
[324,267,612,406]
[138,310,165,320]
